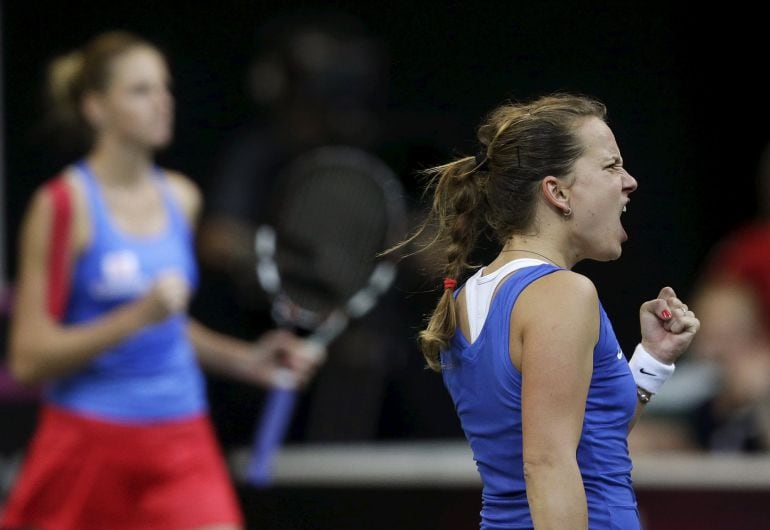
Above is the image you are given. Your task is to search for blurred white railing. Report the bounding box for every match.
[231,441,770,490]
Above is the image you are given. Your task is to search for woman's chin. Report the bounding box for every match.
[146,133,173,150]
[589,244,624,263]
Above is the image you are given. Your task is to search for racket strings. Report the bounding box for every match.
[264,146,406,318]
[275,164,390,313]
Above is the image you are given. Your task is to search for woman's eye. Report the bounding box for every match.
[129,83,151,95]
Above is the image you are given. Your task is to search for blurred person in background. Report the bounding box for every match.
[687,282,770,451]
[194,11,414,445]
[197,11,388,278]
[629,142,770,454]
[686,143,770,452]
[1,30,319,530]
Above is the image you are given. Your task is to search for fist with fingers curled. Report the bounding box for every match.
[639,286,701,365]
[244,330,326,390]
[139,270,191,324]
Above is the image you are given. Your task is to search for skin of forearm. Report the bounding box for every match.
[628,401,646,432]
[10,300,151,385]
[525,457,588,529]
[187,320,254,380]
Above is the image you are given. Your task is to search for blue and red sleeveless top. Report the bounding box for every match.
[46,161,205,422]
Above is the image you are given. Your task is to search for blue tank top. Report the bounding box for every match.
[441,264,640,529]
[46,161,206,422]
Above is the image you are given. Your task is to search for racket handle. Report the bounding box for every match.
[246,384,298,487]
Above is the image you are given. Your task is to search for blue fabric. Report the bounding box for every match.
[46,161,205,422]
[441,264,640,529]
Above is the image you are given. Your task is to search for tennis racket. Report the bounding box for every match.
[246,145,407,486]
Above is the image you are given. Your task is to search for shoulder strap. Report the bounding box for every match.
[45,176,73,320]
[152,169,194,236]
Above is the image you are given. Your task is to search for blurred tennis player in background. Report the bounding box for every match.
[1,30,319,530]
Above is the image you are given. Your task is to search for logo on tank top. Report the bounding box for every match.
[90,250,149,299]
[617,349,623,360]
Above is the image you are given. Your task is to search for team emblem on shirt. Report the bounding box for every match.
[90,250,149,299]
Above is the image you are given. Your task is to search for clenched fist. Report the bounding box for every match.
[139,270,190,324]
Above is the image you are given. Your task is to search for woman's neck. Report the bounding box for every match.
[492,234,576,271]
[87,136,154,186]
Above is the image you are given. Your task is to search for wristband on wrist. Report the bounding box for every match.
[628,343,675,394]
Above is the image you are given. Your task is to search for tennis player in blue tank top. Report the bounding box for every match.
[3,31,320,530]
[399,94,700,529]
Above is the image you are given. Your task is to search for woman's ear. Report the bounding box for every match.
[81,91,106,130]
[541,176,571,216]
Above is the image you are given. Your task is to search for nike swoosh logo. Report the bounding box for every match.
[639,368,657,377]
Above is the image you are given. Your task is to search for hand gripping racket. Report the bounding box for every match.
[246,145,407,486]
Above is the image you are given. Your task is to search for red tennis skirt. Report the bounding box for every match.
[1,405,243,530]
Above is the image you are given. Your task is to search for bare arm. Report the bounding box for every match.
[188,320,319,388]
[516,271,598,530]
[9,183,180,385]
[187,319,255,378]
[628,401,647,431]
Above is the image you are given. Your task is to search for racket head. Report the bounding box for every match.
[257,145,406,325]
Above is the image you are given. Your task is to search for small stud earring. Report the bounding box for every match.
[563,207,572,217]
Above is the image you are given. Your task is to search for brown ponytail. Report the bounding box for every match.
[46,51,86,139]
[417,156,488,370]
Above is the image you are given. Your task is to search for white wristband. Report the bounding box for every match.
[628,343,675,394]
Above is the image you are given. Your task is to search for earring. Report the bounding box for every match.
[563,207,572,217]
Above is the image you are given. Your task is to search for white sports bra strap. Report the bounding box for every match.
[464,258,549,342]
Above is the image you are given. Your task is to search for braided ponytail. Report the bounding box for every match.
[417,156,488,371]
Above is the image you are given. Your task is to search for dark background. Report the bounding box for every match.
[2,0,769,439]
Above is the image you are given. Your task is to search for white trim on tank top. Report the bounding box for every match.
[465,258,550,342]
